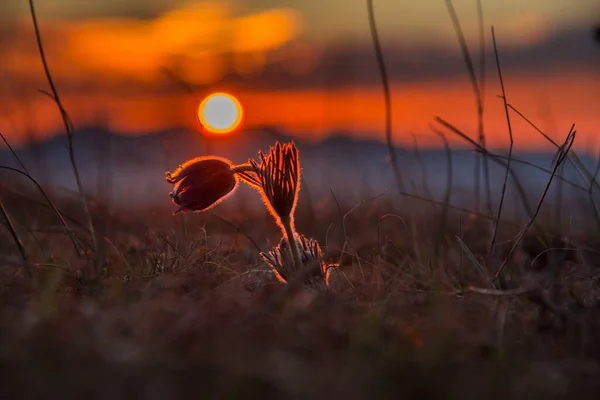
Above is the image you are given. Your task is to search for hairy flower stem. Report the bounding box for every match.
[231,164,254,174]
[280,215,302,273]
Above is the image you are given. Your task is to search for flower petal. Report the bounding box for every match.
[166,157,232,184]
[172,169,237,211]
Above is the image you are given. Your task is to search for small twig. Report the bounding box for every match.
[445,0,492,215]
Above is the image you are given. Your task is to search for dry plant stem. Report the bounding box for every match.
[280,215,302,274]
[0,198,29,267]
[0,166,81,255]
[434,117,535,220]
[483,153,586,191]
[445,0,491,215]
[431,128,452,259]
[29,0,97,262]
[489,26,514,258]
[411,134,434,204]
[367,0,405,192]
[0,184,88,232]
[231,164,255,174]
[0,132,30,174]
[506,102,600,228]
[506,103,589,183]
[476,0,487,213]
[493,126,576,280]
[0,131,34,267]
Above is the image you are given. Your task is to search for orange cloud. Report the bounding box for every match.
[2,1,301,85]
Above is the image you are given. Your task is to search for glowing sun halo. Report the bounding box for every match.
[198,92,243,134]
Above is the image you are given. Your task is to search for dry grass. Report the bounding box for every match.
[1,1,599,398]
[1,186,600,399]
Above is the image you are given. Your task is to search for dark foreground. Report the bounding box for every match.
[1,190,600,399]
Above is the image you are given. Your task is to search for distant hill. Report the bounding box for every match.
[1,126,597,221]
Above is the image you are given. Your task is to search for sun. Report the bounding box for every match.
[197,92,244,135]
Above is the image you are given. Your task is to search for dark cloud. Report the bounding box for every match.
[215,24,600,90]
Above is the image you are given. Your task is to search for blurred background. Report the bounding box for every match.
[0,0,599,214]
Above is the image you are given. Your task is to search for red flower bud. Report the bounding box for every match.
[166,156,237,214]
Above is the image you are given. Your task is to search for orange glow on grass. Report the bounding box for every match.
[198,92,244,135]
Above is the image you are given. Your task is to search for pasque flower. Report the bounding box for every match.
[166,142,340,288]
[244,142,300,222]
[261,234,337,286]
[166,156,237,214]
[237,142,305,273]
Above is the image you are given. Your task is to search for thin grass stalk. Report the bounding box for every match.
[0,197,29,266]
[367,0,405,191]
[555,163,564,231]
[489,27,514,257]
[493,126,576,280]
[431,128,453,260]
[477,153,586,191]
[0,132,29,174]
[28,0,97,264]
[411,134,434,203]
[589,151,600,194]
[434,117,535,220]
[445,0,491,215]
[506,103,590,188]
[432,116,587,227]
[588,153,600,230]
[475,0,488,213]
[506,102,600,230]
[0,166,81,255]
[0,183,89,232]
[2,127,85,251]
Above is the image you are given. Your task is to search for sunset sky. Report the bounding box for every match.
[0,0,598,149]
